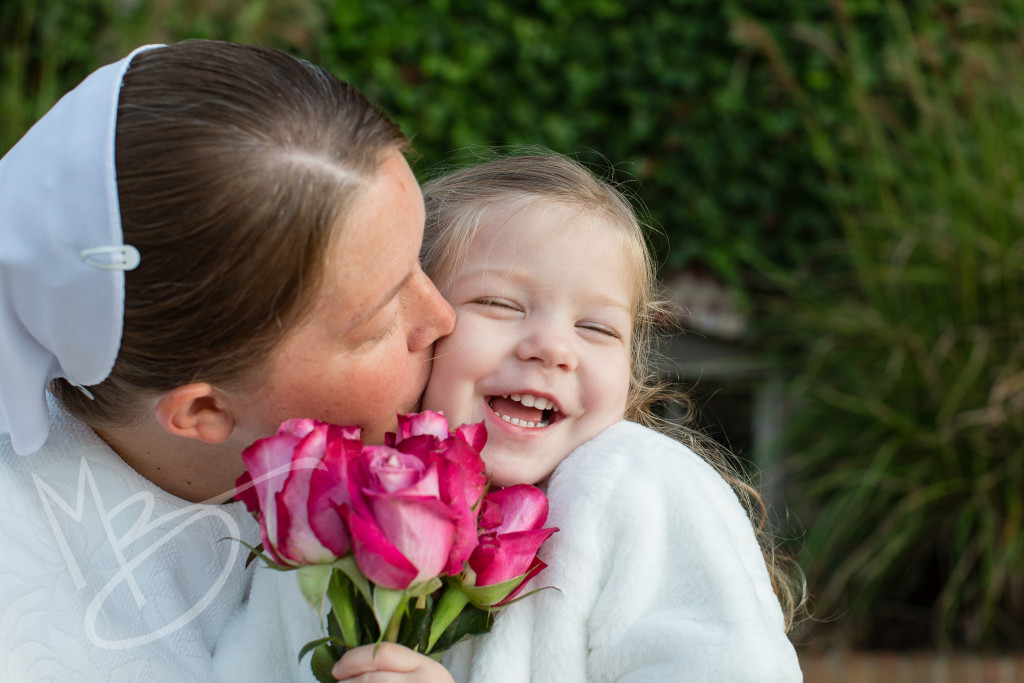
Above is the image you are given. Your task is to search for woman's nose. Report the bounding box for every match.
[406,270,455,352]
[516,323,578,371]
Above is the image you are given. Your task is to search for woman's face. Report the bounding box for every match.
[232,151,455,445]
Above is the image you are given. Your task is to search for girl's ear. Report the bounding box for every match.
[154,383,235,444]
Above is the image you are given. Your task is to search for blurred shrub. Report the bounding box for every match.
[1,0,846,291]
[303,0,844,289]
[740,0,1024,650]
[0,0,322,152]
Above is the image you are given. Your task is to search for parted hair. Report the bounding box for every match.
[420,152,805,630]
[51,40,407,425]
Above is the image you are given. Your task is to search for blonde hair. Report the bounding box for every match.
[422,151,804,630]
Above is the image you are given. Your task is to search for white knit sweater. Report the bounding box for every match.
[0,403,258,682]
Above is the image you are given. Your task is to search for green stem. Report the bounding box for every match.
[383,607,403,642]
[327,570,360,649]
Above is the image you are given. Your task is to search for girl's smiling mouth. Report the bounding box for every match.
[486,393,561,428]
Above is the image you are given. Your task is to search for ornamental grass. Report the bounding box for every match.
[737,0,1024,650]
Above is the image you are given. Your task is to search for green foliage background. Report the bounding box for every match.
[3,0,1022,653]
[1,0,839,286]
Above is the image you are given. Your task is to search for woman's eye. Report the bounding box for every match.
[578,322,622,339]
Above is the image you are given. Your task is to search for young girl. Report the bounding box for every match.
[420,153,804,682]
[0,40,454,682]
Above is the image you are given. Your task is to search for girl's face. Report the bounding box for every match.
[231,152,455,446]
[422,202,633,487]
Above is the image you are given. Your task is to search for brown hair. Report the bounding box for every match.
[51,40,407,424]
[421,151,805,630]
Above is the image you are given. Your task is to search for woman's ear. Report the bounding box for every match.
[153,383,235,444]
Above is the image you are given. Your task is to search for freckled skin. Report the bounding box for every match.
[229,152,456,448]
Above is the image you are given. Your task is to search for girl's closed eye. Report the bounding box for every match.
[577,321,624,340]
[471,297,523,313]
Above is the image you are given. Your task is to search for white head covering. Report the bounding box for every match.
[0,45,162,455]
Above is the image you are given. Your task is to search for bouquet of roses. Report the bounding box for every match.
[234,410,558,682]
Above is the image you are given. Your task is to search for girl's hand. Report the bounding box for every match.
[332,642,455,683]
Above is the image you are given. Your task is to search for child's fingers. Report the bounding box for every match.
[332,642,453,682]
[333,643,414,678]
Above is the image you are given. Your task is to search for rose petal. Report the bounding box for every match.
[396,410,451,441]
[438,438,487,501]
[392,434,443,466]
[436,456,484,574]
[496,557,549,606]
[454,422,487,453]
[477,496,503,531]
[342,505,420,590]
[482,484,549,535]
[469,527,558,587]
[234,470,259,514]
[365,445,434,494]
[365,489,456,583]
[278,418,321,440]
[240,430,306,552]
[334,424,362,441]
[274,425,337,564]
[307,433,362,557]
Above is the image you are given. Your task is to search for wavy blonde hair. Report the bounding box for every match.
[421,151,805,630]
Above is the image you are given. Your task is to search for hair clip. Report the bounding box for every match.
[67,380,96,400]
[79,245,141,271]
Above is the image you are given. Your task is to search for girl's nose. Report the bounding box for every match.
[516,324,578,371]
[406,269,456,352]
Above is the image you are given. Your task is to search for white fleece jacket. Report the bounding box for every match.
[442,420,802,683]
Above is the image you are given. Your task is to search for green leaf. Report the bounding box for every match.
[245,541,264,568]
[223,538,291,571]
[326,569,361,649]
[460,573,531,609]
[397,593,436,653]
[298,636,342,663]
[331,556,373,606]
[308,640,344,683]
[488,584,559,608]
[372,586,408,638]
[296,564,333,614]
[427,601,493,655]
[407,576,443,598]
[426,584,470,653]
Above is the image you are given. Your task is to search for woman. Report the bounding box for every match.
[0,40,453,682]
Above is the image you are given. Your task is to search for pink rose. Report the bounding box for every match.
[344,411,487,589]
[468,484,558,600]
[235,419,361,566]
[392,413,488,575]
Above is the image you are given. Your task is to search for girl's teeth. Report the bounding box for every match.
[501,414,545,428]
[507,393,554,411]
[491,393,557,428]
